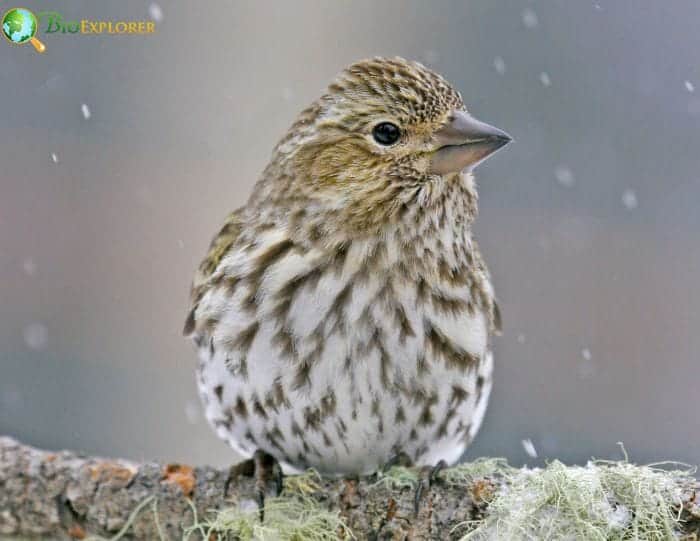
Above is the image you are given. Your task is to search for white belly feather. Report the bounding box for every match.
[194,229,494,475]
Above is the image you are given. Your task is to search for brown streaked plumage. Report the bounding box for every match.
[184,57,510,479]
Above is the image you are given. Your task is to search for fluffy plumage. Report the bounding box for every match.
[184,57,508,475]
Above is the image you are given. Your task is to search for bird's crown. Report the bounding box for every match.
[326,56,464,125]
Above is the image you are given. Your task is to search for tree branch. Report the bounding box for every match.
[1,436,698,540]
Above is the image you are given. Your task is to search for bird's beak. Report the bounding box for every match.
[428,110,512,175]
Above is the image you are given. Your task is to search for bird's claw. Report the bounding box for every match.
[383,454,446,516]
[224,449,284,522]
[414,460,447,516]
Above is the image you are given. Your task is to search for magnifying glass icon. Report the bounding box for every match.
[2,8,46,53]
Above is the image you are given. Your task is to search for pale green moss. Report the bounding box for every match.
[282,468,323,496]
[457,459,695,541]
[441,457,514,488]
[372,465,420,490]
[83,495,157,541]
[184,496,353,541]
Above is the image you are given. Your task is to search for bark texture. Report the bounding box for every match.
[1,436,698,540]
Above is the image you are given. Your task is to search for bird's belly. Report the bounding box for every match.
[195,275,493,474]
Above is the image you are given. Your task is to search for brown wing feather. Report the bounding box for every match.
[183,208,244,335]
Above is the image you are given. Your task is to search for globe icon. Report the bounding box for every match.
[2,7,46,52]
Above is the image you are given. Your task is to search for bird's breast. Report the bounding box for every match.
[196,232,491,399]
[193,227,494,473]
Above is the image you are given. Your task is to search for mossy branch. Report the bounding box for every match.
[0,436,698,540]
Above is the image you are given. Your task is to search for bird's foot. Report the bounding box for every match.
[413,460,447,516]
[382,453,445,515]
[224,449,284,522]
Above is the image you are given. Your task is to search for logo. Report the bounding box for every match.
[2,7,157,53]
[2,7,46,53]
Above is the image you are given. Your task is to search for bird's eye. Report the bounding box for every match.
[372,122,401,146]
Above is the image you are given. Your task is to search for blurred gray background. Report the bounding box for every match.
[1,0,699,469]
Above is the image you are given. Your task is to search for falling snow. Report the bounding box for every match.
[621,189,638,210]
[555,166,575,187]
[22,258,36,276]
[23,323,48,351]
[685,80,695,93]
[81,104,91,120]
[539,72,552,87]
[493,56,506,75]
[50,152,59,164]
[522,438,538,458]
[149,3,163,22]
[581,348,592,361]
[521,8,539,29]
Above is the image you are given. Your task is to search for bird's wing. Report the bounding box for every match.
[183,208,244,336]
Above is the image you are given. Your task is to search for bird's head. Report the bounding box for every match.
[265,57,511,236]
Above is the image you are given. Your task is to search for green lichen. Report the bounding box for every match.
[84,495,158,541]
[183,495,353,541]
[457,458,696,541]
[371,457,514,493]
[282,468,323,496]
[441,457,514,488]
[372,465,420,490]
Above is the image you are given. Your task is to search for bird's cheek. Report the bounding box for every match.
[412,155,433,176]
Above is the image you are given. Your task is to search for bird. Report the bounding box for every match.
[184,57,510,501]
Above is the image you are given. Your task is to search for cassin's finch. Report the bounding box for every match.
[185,57,510,482]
